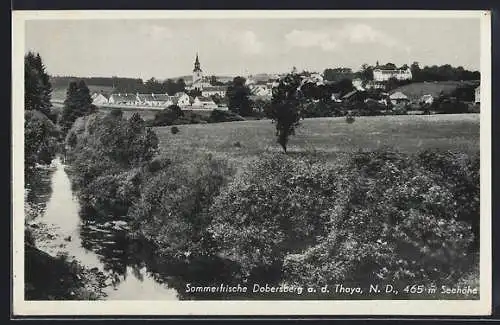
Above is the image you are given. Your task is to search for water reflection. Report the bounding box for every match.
[30,157,280,300]
[25,165,55,221]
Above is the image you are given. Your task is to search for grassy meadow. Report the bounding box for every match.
[154,114,480,164]
[391,81,478,101]
[62,110,480,299]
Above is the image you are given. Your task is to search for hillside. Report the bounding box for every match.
[155,114,479,162]
[51,85,115,102]
[390,81,479,101]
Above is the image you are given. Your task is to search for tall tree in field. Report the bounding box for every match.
[226,76,252,116]
[268,72,304,153]
[60,80,96,133]
[24,52,52,118]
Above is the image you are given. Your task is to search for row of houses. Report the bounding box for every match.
[91,92,220,109]
[339,90,430,107]
[339,85,481,108]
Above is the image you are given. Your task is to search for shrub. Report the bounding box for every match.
[208,154,342,276]
[79,168,142,220]
[207,150,478,288]
[150,105,183,127]
[24,110,59,169]
[171,126,180,134]
[302,101,343,118]
[283,150,477,289]
[208,109,245,123]
[128,153,235,258]
[65,111,158,188]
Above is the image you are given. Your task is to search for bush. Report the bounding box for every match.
[433,97,470,114]
[208,109,245,123]
[283,150,477,289]
[208,150,478,288]
[25,110,59,169]
[150,105,183,127]
[208,154,341,276]
[128,153,235,258]
[65,111,159,188]
[79,168,142,220]
[171,126,180,134]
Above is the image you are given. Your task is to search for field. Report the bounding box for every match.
[391,81,478,100]
[155,114,480,162]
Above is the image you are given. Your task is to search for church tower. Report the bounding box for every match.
[192,53,203,90]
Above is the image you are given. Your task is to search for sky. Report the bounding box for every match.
[25,17,481,80]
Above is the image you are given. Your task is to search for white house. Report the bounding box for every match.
[249,84,272,97]
[135,94,175,107]
[475,86,480,104]
[174,92,191,107]
[193,96,218,109]
[91,93,109,105]
[373,68,412,82]
[352,78,365,91]
[201,86,227,97]
[389,91,410,105]
[108,93,140,105]
[420,94,434,106]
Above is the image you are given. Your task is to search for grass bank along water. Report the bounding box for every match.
[62,110,480,300]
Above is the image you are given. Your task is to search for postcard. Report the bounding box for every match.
[12,9,491,316]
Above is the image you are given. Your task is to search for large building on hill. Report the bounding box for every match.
[373,67,412,82]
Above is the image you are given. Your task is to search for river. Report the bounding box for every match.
[25,158,302,301]
[26,157,179,300]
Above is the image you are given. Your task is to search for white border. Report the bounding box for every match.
[12,10,492,316]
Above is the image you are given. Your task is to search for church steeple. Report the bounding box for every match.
[193,53,202,72]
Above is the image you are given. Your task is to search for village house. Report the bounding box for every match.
[91,93,109,105]
[352,78,365,91]
[389,91,410,105]
[192,96,218,109]
[248,84,272,97]
[202,86,227,98]
[174,92,191,107]
[341,90,366,104]
[136,93,177,107]
[331,92,342,102]
[108,93,140,106]
[420,94,434,106]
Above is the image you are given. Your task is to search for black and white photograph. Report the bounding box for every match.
[12,10,491,316]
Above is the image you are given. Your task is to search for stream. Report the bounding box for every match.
[26,157,179,300]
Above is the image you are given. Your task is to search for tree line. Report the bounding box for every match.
[50,76,188,95]
[323,62,480,83]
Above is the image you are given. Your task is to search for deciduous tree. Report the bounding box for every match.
[268,72,304,153]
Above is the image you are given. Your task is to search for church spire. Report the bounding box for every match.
[193,53,202,72]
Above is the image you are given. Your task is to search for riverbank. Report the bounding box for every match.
[24,158,110,300]
[25,241,108,300]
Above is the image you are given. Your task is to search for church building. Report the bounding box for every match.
[192,53,204,91]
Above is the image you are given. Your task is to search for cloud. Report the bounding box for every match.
[284,30,338,51]
[284,24,399,51]
[342,24,397,47]
[215,30,264,55]
[240,31,264,55]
